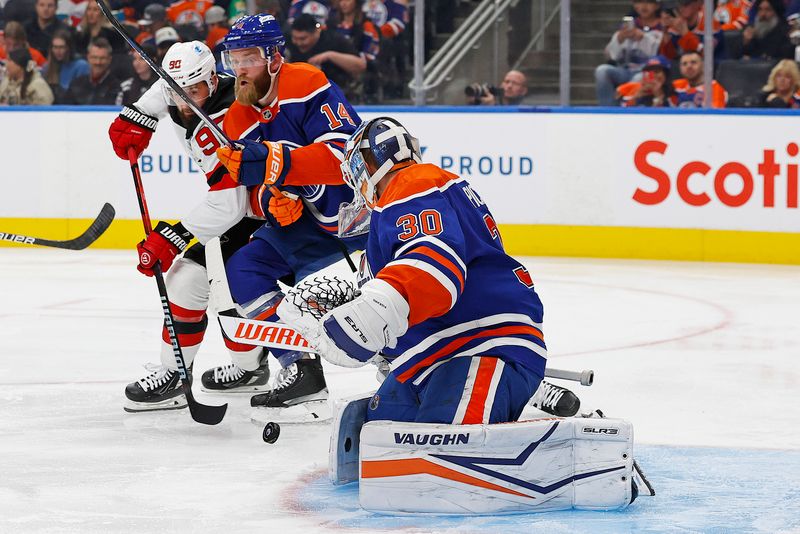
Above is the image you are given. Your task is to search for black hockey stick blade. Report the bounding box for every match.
[0,203,115,250]
[187,395,228,425]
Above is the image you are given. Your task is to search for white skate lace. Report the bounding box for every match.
[271,363,298,392]
[137,363,174,392]
[213,363,245,383]
[532,381,564,409]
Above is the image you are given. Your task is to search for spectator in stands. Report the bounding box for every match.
[286,13,364,97]
[288,0,330,26]
[742,0,794,58]
[714,0,751,30]
[759,57,800,106]
[166,0,213,30]
[3,0,36,25]
[617,55,676,106]
[328,0,380,102]
[64,36,123,104]
[136,3,168,46]
[154,26,179,62]
[204,5,228,54]
[363,0,409,99]
[471,70,533,106]
[673,50,728,107]
[1,21,47,66]
[75,0,125,55]
[0,47,54,104]
[660,0,726,61]
[24,0,70,56]
[42,28,88,102]
[595,0,663,106]
[120,42,157,103]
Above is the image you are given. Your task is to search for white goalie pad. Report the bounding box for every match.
[329,392,375,485]
[358,417,635,515]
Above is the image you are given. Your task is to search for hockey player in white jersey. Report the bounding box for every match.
[108,41,272,411]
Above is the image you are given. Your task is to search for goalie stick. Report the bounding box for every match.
[0,203,115,250]
[214,275,595,385]
[127,148,227,425]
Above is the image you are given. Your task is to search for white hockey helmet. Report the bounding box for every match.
[161,41,217,102]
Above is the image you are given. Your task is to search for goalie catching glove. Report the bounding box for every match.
[108,105,158,160]
[216,139,291,187]
[136,221,191,276]
[278,279,409,368]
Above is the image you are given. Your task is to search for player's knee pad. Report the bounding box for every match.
[356,417,636,514]
[165,257,210,312]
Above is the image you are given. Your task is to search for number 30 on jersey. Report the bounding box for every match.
[396,209,443,241]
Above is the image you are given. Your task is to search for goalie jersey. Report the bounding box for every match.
[362,163,547,385]
[224,62,361,236]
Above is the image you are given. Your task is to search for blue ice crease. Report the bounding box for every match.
[296,445,800,533]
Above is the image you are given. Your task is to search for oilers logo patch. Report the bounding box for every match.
[369,394,380,411]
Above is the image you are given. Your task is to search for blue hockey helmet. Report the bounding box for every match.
[221,14,285,72]
[341,117,421,207]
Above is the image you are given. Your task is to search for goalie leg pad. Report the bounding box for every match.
[328,392,375,485]
[358,417,635,514]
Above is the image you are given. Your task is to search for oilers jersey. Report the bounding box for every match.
[133,75,249,244]
[224,62,361,236]
[361,163,547,386]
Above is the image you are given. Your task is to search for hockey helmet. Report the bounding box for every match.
[161,41,217,104]
[221,14,285,73]
[341,117,421,207]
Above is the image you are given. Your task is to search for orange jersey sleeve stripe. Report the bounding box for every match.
[284,143,347,186]
[396,325,543,383]
[361,458,532,499]
[461,357,499,424]
[376,164,459,208]
[411,246,465,292]
[378,264,453,326]
[223,101,262,140]
[277,63,331,102]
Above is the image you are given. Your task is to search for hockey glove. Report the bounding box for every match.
[109,105,158,160]
[268,193,303,226]
[136,221,191,276]
[278,279,409,368]
[216,140,291,187]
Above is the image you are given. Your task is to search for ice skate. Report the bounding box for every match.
[124,363,189,413]
[529,380,581,417]
[200,351,270,393]
[250,356,331,423]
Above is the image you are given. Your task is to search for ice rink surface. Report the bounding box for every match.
[1,249,799,533]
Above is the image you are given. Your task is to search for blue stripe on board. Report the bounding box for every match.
[296,445,800,533]
[2,105,800,116]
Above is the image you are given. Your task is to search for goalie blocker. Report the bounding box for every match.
[330,394,638,514]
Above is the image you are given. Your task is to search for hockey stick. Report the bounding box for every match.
[0,203,115,250]
[127,148,227,425]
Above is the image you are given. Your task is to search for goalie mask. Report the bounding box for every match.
[338,117,421,238]
[161,41,217,106]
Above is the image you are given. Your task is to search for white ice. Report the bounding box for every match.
[1,250,799,533]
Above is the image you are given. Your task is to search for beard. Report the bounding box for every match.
[235,71,271,106]
[753,16,779,39]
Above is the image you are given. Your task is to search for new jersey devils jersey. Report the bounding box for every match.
[360,163,547,386]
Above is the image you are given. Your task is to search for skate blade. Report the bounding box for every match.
[250,400,332,425]
[124,395,188,413]
[200,383,271,394]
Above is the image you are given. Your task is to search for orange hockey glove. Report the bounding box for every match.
[268,193,303,226]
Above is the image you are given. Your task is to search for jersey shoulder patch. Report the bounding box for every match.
[376,164,460,210]
[278,63,331,103]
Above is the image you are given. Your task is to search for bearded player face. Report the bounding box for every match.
[229,48,279,106]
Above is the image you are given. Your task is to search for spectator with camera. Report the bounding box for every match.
[758,58,800,106]
[0,47,54,104]
[616,55,676,106]
[742,0,794,59]
[42,28,88,102]
[672,50,728,107]
[660,0,726,61]
[466,69,531,106]
[595,0,663,106]
[64,36,123,104]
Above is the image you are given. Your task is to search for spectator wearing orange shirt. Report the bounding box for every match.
[136,3,169,46]
[660,0,726,61]
[0,21,47,67]
[714,0,752,30]
[672,50,728,107]
[617,55,676,107]
[166,0,214,30]
[204,5,228,53]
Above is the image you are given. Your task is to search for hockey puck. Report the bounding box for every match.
[262,422,281,444]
